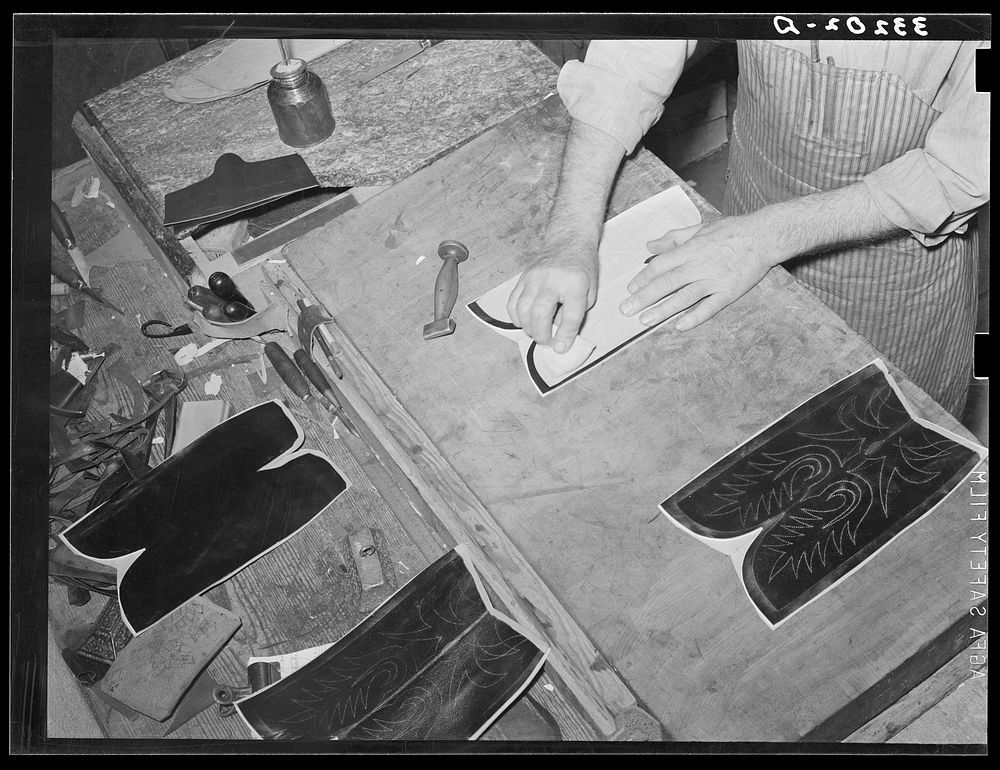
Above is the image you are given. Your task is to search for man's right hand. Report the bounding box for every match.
[506,240,598,354]
[506,119,626,353]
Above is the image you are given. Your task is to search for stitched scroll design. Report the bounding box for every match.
[236,549,547,740]
[662,363,984,626]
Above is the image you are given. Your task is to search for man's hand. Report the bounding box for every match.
[503,119,626,354]
[507,241,598,353]
[619,215,778,331]
[620,182,901,332]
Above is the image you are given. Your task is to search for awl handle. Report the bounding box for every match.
[51,201,76,249]
[264,342,311,400]
[50,259,85,289]
[209,271,254,310]
[50,260,125,314]
[52,201,93,284]
[293,348,344,405]
[292,348,361,438]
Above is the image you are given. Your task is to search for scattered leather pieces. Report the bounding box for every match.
[163,153,319,229]
[97,597,240,721]
[82,226,152,268]
[52,302,87,332]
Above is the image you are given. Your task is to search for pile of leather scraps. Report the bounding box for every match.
[48,325,188,606]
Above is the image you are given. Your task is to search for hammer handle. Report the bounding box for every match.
[433,257,460,324]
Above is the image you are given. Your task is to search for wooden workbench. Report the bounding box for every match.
[62,37,987,744]
[280,95,988,741]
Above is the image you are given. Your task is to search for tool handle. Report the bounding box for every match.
[209,272,253,308]
[51,201,76,248]
[432,257,460,324]
[186,285,225,310]
[222,301,255,321]
[292,348,338,401]
[264,342,311,400]
[50,259,84,289]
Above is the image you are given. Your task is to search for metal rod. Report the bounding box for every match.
[277,38,290,65]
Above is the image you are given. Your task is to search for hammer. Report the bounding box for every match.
[422,240,469,340]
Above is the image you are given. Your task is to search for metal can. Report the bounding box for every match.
[267,59,336,148]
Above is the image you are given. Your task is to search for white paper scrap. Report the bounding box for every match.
[196,339,229,358]
[65,353,90,385]
[204,373,223,396]
[247,642,335,678]
[174,343,199,366]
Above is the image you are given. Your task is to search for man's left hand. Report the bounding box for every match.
[619,214,779,331]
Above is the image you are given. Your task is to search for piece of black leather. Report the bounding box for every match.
[163,153,319,227]
[662,363,981,625]
[61,401,347,634]
[236,550,545,741]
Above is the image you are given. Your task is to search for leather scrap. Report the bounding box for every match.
[163,153,320,229]
[96,596,240,721]
[59,401,348,635]
[235,546,549,741]
[163,39,351,103]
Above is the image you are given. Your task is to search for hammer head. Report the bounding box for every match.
[422,318,457,340]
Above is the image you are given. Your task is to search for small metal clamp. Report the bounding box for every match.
[213,684,253,718]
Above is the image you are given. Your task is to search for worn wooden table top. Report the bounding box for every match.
[282,94,988,742]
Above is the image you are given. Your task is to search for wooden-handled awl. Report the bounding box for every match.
[422,240,469,340]
[51,201,92,284]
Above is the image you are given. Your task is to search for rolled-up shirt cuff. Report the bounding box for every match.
[863,149,984,247]
[558,60,668,155]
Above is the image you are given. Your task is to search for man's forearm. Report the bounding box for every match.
[545,120,626,249]
[754,182,903,267]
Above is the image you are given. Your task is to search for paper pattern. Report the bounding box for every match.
[468,185,702,395]
[164,39,352,103]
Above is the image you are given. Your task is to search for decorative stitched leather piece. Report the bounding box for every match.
[236,549,548,740]
[662,362,985,626]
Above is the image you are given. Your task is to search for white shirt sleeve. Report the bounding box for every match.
[861,42,989,246]
[558,40,697,155]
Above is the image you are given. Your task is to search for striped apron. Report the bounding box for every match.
[723,40,978,417]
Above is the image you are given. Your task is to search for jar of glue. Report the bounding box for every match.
[267,58,336,148]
